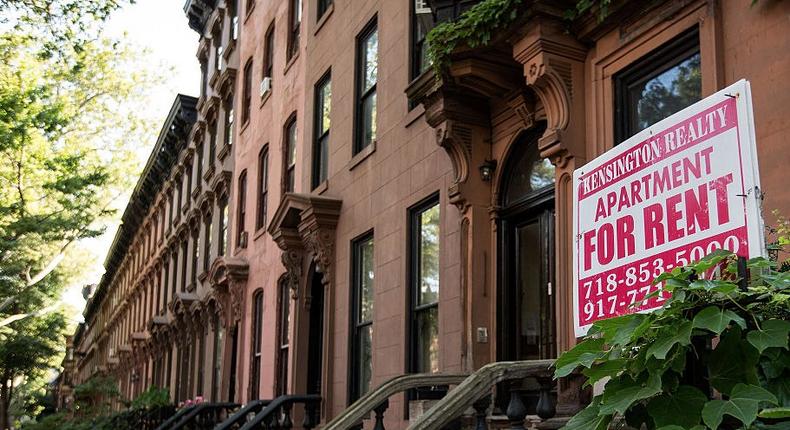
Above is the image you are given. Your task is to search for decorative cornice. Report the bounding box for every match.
[268,193,342,298]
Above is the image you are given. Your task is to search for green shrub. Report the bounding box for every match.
[556,250,790,429]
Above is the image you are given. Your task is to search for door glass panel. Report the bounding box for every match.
[517,219,541,360]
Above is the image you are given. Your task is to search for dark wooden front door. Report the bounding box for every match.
[498,189,556,362]
[306,268,325,395]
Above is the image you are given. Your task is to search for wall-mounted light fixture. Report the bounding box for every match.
[479,159,497,182]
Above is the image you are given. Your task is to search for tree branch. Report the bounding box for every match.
[0,304,58,328]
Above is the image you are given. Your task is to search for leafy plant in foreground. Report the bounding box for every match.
[556,250,790,429]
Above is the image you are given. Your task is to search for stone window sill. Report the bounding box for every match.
[348,141,376,171]
[314,3,334,35]
[284,52,299,76]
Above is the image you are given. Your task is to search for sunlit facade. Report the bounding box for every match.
[62,0,789,428]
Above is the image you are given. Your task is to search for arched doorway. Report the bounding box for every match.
[497,125,557,362]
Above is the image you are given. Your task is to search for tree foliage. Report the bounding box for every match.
[556,250,790,430]
[0,0,163,427]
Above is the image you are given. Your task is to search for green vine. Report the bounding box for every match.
[425,0,523,80]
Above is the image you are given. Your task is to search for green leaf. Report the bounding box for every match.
[582,359,626,387]
[747,320,790,353]
[701,384,779,428]
[692,305,746,334]
[592,314,649,346]
[553,338,606,378]
[709,326,760,395]
[748,257,776,269]
[562,399,611,430]
[691,249,733,272]
[759,407,790,419]
[647,385,707,429]
[732,383,779,405]
[599,373,662,415]
[702,399,757,429]
[762,272,790,290]
[646,321,692,360]
[688,279,739,294]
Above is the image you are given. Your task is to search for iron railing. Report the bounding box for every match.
[237,395,321,430]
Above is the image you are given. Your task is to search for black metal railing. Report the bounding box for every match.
[141,405,178,430]
[237,395,321,430]
[155,405,197,430]
[105,404,176,430]
[171,402,239,430]
[213,399,271,430]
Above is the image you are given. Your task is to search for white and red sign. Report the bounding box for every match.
[572,80,764,336]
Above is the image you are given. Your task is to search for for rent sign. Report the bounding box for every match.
[572,80,764,336]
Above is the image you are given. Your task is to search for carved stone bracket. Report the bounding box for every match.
[268,193,342,300]
[208,256,249,328]
[512,16,587,168]
[280,248,304,299]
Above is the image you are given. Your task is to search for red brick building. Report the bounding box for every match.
[63,0,789,428]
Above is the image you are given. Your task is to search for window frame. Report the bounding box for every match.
[348,231,374,403]
[312,70,331,189]
[224,95,235,148]
[282,114,297,194]
[237,170,247,246]
[407,193,441,375]
[276,280,291,396]
[287,0,301,61]
[219,199,229,256]
[317,0,333,20]
[203,213,212,272]
[256,146,269,231]
[353,16,378,154]
[263,23,275,80]
[409,1,431,82]
[613,26,700,145]
[242,59,253,125]
[249,289,264,399]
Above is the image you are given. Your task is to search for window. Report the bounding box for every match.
[287,0,301,61]
[224,96,235,148]
[196,143,204,188]
[185,162,193,204]
[180,239,188,291]
[263,23,275,80]
[161,263,169,312]
[208,121,217,167]
[219,200,229,256]
[312,72,331,188]
[614,27,701,144]
[171,250,178,298]
[276,280,291,396]
[318,0,332,19]
[212,315,224,401]
[250,290,263,399]
[411,2,431,80]
[410,196,440,374]
[354,18,378,153]
[283,116,297,193]
[256,147,269,231]
[230,0,239,41]
[242,59,253,124]
[200,60,208,98]
[350,233,374,401]
[237,170,247,246]
[214,35,223,71]
[203,214,212,271]
[197,326,206,395]
[191,229,199,285]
